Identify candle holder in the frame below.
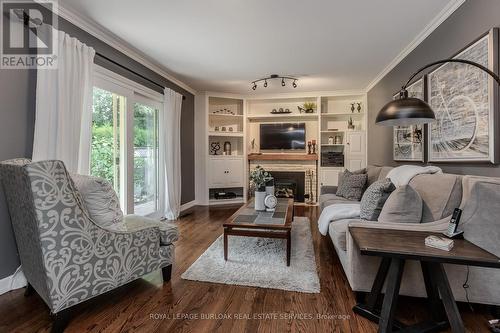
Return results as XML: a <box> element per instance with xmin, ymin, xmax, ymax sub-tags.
<box><xmin>307</xmin><ymin>141</ymin><xmax>312</xmax><ymax>154</ymax></box>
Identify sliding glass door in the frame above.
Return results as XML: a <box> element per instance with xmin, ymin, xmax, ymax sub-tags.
<box><xmin>91</xmin><ymin>87</ymin><xmax>125</xmax><ymax>196</ymax></box>
<box><xmin>133</xmin><ymin>100</ymin><xmax>160</xmax><ymax>216</ymax></box>
<box><xmin>91</xmin><ymin>67</ymin><xmax>162</xmax><ymax>216</ymax></box>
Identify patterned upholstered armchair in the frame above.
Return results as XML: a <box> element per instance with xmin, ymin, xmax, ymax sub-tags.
<box><xmin>0</xmin><ymin>159</ymin><xmax>178</xmax><ymax>332</ymax></box>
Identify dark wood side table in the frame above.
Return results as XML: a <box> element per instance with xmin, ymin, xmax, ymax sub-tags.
<box><xmin>349</xmin><ymin>227</ymin><xmax>500</xmax><ymax>333</ymax></box>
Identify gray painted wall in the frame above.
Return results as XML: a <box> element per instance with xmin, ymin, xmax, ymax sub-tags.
<box><xmin>0</xmin><ymin>9</ymin><xmax>195</xmax><ymax>279</ymax></box>
<box><xmin>368</xmin><ymin>0</ymin><xmax>500</xmax><ymax>176</ymax></box>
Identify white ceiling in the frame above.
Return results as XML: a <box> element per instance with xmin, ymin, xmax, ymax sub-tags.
<box><xmin>61</xmin><ymin>0</ymin><xmax>457</xmax><ymax>94</ymax></box>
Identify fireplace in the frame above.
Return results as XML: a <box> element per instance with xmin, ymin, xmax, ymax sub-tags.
<box><xmin>271</xmin><ymin>171</ymin><xmax>305</xmax><ymax>202</ymax></box>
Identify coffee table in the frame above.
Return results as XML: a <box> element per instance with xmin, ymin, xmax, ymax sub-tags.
<box><xmin>223</xmin><ymin>198</ymin><xmax>294</xmax><ymax>266</ymax></box>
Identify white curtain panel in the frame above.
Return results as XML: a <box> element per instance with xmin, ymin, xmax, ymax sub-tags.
<box><xmin>159</xmin><ymin>88</ymin><xmax>183</xmax><ymax>220</ymax></box>
<box><xmin>32</xmin><ymin>30</ymin><xmax>95</xmax><ymax>174</ymax></box>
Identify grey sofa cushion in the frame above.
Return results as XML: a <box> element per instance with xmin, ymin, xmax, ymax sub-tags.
<box><xmin>319</xmin><ymin>193</ymin><xmax>353</xmax><ymax>211</ymax></box>
<box><xmin>328</xmin><ymin>219</ymin><xmax>350</xmax><ymax>251</ymax></box>
<box><xmin>366</xmin><ymin>165</ymin><xmax>394</xmax><ymax>186</ymax></box>
<box><xmin>360</xmin><ymin>178</ymin><xmax>396</xmax><ymax>220</ymax></box>
<box><xmin>336</xmin><ymin>170</ymin><xmax>368</xmax><ymax>201</ymax></box>
<box><xmin>378</xmin><ymin>185</ymin><xmax>423</xmax><ymax>223</ymax></box>
<box><xmin>71</xmin><ymin>174</ymin><xmax>123</xmax><ymax>227</ymax></box>
<box><xmin>409</xmin><ymin>174</ymin><xmax>462</xmax><ymax>222</ymax></box>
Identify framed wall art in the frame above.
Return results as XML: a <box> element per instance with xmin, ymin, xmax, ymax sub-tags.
<box><xmin>427</xmin><ymin>28</ymin><xmax>499</xmax><ymax>163</ymax></box>
<box><xmin>393</xmin><ymin>77</ymin><xmax>425</xmax><ymax>162</ymax></box>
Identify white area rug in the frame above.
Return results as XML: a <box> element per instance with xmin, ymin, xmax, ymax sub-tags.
<box><xmin>181</xmin><ymin>217</ymin><xmax>320</xmax><ymax>293</ymax></box>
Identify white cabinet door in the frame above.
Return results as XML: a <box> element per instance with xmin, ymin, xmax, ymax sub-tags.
<box><xmin>346</xmin><ymin>131</ymin><xmax>366</xmax><ymax>170</ymax></box>
<box><xmin>347</xmin><ymin>158</ymin><xmax>364</xmax><ymax>171</ymax></box>
<box><xmin>208</xmin><ymin>157</ymin><xmax>243</xmax><ymax>187</ymax></box>
<box><xmin>226</xmin><ymin>159</ymin><xmax>244</xmax><ymax>186</ymax></box>
<box><xmin>346</xmin><ymin>131</ymin><xmax>365</xmax><ymax>155</ymax></box>
<box><xmin>320</xmin><ymin>169</ymin><xmax>341</xmax><ymax>186</ymax></box>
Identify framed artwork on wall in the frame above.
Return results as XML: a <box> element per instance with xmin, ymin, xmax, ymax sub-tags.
<box><xmin>393</xmin><ymin>77</ymin><xmax>425</xmax><ymax>162</ymax></box>
<box><xmin>427</xmin><ymin>28</ymin><xmax>499</xmax><ymax>163</ymax></box>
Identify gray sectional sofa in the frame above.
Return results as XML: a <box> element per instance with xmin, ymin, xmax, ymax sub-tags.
<box><xmin>319</xmin><ymin>165</ymin><xmax>500</xmax><ymax>306</ymax></box>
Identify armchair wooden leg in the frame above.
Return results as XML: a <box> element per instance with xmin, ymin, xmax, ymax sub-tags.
<box><xmin>162</xmin><ymin>264</ymin><xmax>172</xmax><ymax>282</ymax></box>
<box><xmin>24</xmin><ymin>283</ymin><xmax>34</xmax><ymax>297</ymax></box>
<box><xmin>51</xmin><ymin>308</ymin><xmax>71</xmax><ymax>333</ymax></box>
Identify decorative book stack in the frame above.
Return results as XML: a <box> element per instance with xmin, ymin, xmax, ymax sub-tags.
<box><xmin>425</xmin><ymin>235</ymin><xmax>454</xmax><ymax>251</ymax></box>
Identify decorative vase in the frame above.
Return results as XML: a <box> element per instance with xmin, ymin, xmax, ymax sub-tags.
<box><xmin>265</xmin><ymin>178</ymin><xmax>275</xmax><ymax>196</ymax></box>
<box><xmin>255</xmin><ymin>188</ymin><xmax>267</xmax><ymax>211</ymax></box>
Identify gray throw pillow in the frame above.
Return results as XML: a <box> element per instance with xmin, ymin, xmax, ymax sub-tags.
<box><xmin>360</xmin><ymin>178</ymin><xmax>396</xmax><ymax>220</ymax></box>
<box><xmin>336</xmin><ymin>170</ymin><xmax>368</xmax><ymax>201</ymax></box>
<box><xmin>71</xmin><ymin>174</ymin><xmax>123</xmax><ymax>227</ymax></box>
<box><xmin>378</xmin><ymin>185</ymin><xmax>423</xmax><ymax>223</ymax></box>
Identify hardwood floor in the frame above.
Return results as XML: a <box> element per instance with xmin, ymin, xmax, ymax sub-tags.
<box><xmin>0</xmin><ymin>205</ymin><xmax>493</xmax><ymax>332</ymax></box>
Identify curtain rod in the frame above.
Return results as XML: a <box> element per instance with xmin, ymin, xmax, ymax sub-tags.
<box><xmin>96</xmin><ymin>53</ymin><xmax>186</xmax><ymax>100</ymax></box>
<box><xmin>11</xmin><ymin>9</ymin><xmax>186</xmax><ymax>100</ymax></box>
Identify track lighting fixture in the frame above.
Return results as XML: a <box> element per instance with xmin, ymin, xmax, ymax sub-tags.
<box><xmin>250</xmin><ymin>74</ymin><xmax>298</xmax><ymax>91</ymax></box>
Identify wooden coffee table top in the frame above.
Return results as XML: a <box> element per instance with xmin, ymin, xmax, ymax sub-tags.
<box><xmin>223</xmin><ymin>198</ymin><xmax>293</xmax><ymax>230</ymax></box>
<box><xmin>349</xmin><ymin>227</ymin><xmax>500</xmax><ymax>268</ymax></box>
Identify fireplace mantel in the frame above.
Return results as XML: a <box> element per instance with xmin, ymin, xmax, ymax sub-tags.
<box><xmin>247</xmin><ymin>153</ymin><xmax>318</xmax><ymax>161</ymax></box>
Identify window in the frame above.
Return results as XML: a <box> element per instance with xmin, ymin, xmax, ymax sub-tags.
<box><xmin>133</xmin><ymin>100</ymin><xmax>159</xmax><ymax>215</ymax></box>
<box><xmin>91</xmin><ymin>66</ymin><xmax>162</xmax><ymax>216</ymax></box>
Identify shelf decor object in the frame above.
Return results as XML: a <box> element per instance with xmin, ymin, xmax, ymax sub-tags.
<box><xmin>251</xmin><ymin>74</ymin><xmax>298</xmax><ymax>90</ymax></box>
<box><xmin>298</xmin><ymin>102</ymin><xmax>316</xmax><ymax>114</ymax></box>
<box><xmin>392</xmin><ymin>77</ymin><xmax>425</xmax><ymax>162</ymax></box>
<box><xmin>376</xmin><ymin>28</ymin><xmax>499</xmax><ymax>163</ymax></box>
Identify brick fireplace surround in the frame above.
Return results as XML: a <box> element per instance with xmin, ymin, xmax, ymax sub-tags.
<box><xmin>249</xmin><ymin>160</ymin><xmax>318</xmax><ymax>204</ymax></box>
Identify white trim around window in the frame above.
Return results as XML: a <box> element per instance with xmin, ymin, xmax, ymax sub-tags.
<box><xmin>92</xmin><ymin>65</ymin><xmax>163</xmax><ymax>217</ymax></box>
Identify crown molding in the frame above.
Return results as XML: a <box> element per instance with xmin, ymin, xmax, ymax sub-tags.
<box><xmin>56</xmin><ymin>3</ymin><xmax>197</xmax><ymax>95</ymax></box>
<box><xmin>365</xmin><ymin>0</ymin><xmax>466</xmax><ymax>92</ymax></box>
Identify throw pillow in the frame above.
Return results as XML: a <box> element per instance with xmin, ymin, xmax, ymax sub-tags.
<box><xmin>71</xmin><ymin>174</ymin><xmax>123</xmax><ymax>227</ymax></box>
<box><xmin>378</xmin><ymin>185</ymin><xmax>423</xmax><ymax>223</ymax></box>
<box><xmin>360</xmin><ymin>178</ymin><xmax>396</xmax><ymax>220</ymax></box>
<box><xmin>336</xmin><ymin>170</ymin><xmax>368</xmax><ymax>201</ymax></box>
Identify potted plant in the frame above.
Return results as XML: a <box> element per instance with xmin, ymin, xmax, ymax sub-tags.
<box><xmin>303</xmin><ymin>102</ymin><xmax>316</xmax><ymax>113</ymax></box>
<box><xmin>249</xmin><ymin>166</ymin><xmax>273</xmax><ymax>211</ymax></box>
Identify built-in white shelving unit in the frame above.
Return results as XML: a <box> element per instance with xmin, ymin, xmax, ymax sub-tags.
<box><xmin>195</xmin><ymin>91</ymin><xmax>367</xmax><ymax>206</ymax></box>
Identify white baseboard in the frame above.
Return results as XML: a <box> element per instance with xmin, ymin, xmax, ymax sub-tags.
<box><xmin>0</xmin><ymin>267</ymin><xmax>26</xmax><ymax>295</ymax></box>
<box><xmin>180</xmin><ymin>200</ymin><xmax>197</xmax><ymax>212</ymax></box>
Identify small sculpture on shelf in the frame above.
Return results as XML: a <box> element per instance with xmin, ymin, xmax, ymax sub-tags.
<box><xmin>348</xmin><ymin>117</ymin><xmax>355</xmax><ymax>130</ymax></box>
<box><xmin>223</xmin><ymin>141</ymin><xmax>231</xmax><ymax>155</ymax></box>
<box><xmin>357</xmin><ymin>102</ymin><xmax>362</xmax><ymax>113</ymax></box>
<box><xmin>328</xmin><ymin>136</ymin><xmax>334</xmax><ymax>145</ymax></box>
<box><xmin>350</xmin><ymin>103</ymin><xmax>355</xmax><ymax>113</ymax></box>
<box><xmin>312</xmin><ymin>140</ymin><xmax>316</xmax><ymax>154</ymax></box>
<box><xmin>212</xmin><ymin>108</ymin><xmax>235</xmax><ymax>115</ymax></box>
<box><xmin>307</xmin><ymin>141</ymin><xmax>312</xmax><ymax>154</ymax></box>
<box><xmin>210</xmin><ymin>142</ymin><xmax>221</xmax><ymax>155</ymax></box>
<box><xmin>270</xmin><ymin>108</ymin><xmax>291</xmax><ymax>114</ymax></box>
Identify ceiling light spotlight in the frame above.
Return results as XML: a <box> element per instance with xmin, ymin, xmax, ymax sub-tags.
<box><xmin>251</xmin><ymin>75</ymin><xmax>298</xmax><ymax>91</ymax></box>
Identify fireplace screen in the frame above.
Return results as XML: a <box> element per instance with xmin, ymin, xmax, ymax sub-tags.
<box><xmin>271</xmin><ymin>171</ymin><xmax>305</xmax><ymax>202</ymax></box>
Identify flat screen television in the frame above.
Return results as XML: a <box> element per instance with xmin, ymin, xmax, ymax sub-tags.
<box><xmin>260</xmin><ymin>123</ymin><xmax>306</xmax><ymax>150</ymax></box>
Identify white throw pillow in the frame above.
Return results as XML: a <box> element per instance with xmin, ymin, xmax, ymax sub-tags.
<box><xmin>71</xmin><ymin>174</ymin><xmax>123</xmax><ymax>227</ymax></box>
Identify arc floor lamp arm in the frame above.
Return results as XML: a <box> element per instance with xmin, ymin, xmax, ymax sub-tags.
<box><xmin>403</xmin><ymin>59</ymin><xmax>500</xmax><ymax>89</ymax></box>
